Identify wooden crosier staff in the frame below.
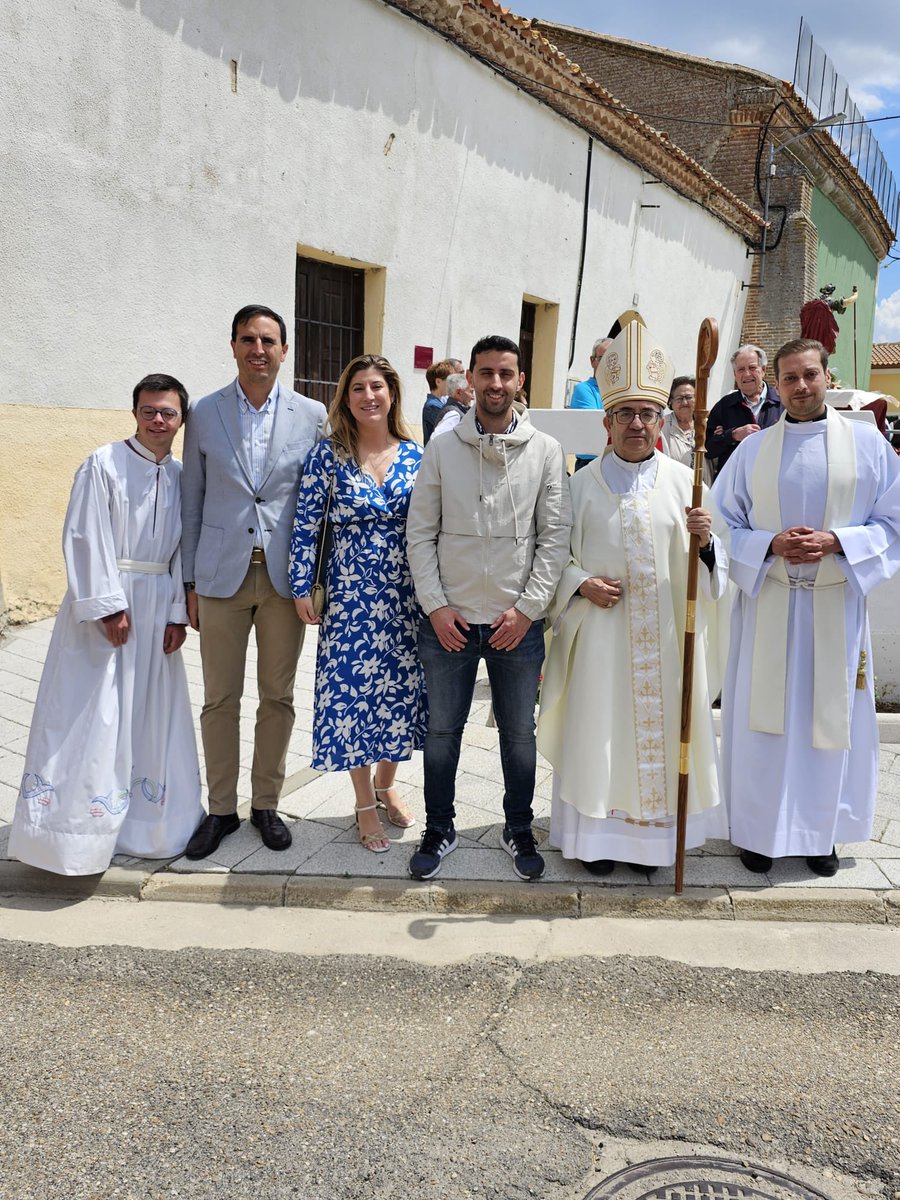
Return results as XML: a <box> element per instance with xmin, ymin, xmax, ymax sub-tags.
<box><xmin>675</xmin><ymin>317</ymin><xmax>719</xmax><ymax>895</ymax></box>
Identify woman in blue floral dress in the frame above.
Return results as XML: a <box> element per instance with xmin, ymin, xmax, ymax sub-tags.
<box><xmin>290</xmin><ymin>355</ymin><xmax>427</xmax><ymax>853</ymax></box>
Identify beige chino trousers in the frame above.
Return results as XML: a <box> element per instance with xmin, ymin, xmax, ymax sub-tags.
<box><xmin>198</xmin><ymin>563</ymin><xmax>304</xmax><ymax>815</ymax></box>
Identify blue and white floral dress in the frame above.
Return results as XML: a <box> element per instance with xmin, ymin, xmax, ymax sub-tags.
<box><xmin>289</xmin><ymin>438</ymin><xmax>428</xmax><ymax>771</ymax></box>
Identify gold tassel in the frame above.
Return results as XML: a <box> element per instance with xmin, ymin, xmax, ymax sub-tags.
<box><xmin>856</xmin><ymin>649</ymin><xmax>867</xmax><ymax>690</ymax></box>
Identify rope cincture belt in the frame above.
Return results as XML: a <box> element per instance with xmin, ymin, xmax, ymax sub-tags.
<box><xmin>116</xmin><ymin>559</ymin><xmax>169</xmax><ymax>574</ymax></box>
<box><xmin>766</xmin><ymin>576</ymin><xmax>846</xmax><ymax>591</ymax></box>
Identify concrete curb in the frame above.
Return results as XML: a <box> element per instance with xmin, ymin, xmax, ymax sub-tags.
<box><xmin>430</xmin><ymin>879</ymin><xmax>579</xmax><ymax>915</ymax></box>
<box><xmin>579</xmin><ymin>885</ymin><xmax>734</xmax><ymax>920</ymax></box>
<box><xmin>730</xmin><ymin>887</ymin><xmax>889</xmax><ymax>924</ymax></box>
<box><xmin>0</xmin><ymin>860</ymin><xmax>149</xmax><ymax>901</ymax></box>
<box><xmin>140</xmin><ymin>872</ymin><xmax>288</xmax><ymax>906</ymax></box>
<box><xmin>877</xmin><ymin>712</ymin><xmax>900</xmax><ymax>742</ymax></box>
<box><xmin>1</xmin><ymin>864</ymin><xmax>899</xmax><ymax>924</ymax></box>
<box><xmin>284</xmin><ymin>876</ymin><xmax>432</xmax><ymax>911</ymax></box>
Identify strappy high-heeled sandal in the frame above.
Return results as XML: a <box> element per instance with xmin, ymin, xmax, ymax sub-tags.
<box><xmin>355</xmin><ymin>802</ymin><xmax>391</xmax><ymax>853</ymax></box>
<box><xmin>374</xmin><ymin>786</ymin><xmax>416</xmax><ymax>829</ymax></box>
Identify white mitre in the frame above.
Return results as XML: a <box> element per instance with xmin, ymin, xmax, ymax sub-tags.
<box><xmin>596</xmin><ymin>318</ymin><xmax>674</xmax><ymax>411</ymax></box>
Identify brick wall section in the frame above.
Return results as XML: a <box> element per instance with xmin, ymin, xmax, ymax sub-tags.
<box><xmin>534</xmin><ymin>28</ymin><xmax>751</xmax><ymax>186</ymax></box>
<box><xmin>533</xmin><ymin>24</ymin><xmax>822</xmax><ymax>370</ymax></box>
<box><xmin>743</xmin><ymin>176</ymin><xmax>819</xmax><ymax>368</ymax></box>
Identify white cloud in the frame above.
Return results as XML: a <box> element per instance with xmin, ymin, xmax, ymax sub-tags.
<box><xmin>875</xmin><ymin>288</ymin><xmax>900</xmax><ymax>341</ymax></box>
<box><xmin>705</xmin><ymin>36</ymin><xmax>767</xmax><ymax>66</ymax></box>
<box><xmin>824</xmin><ymin>43</ymin><xmax>900</xmax><ymax>95</ymax></box>
<box><xmin>848</xmin><ymin>89</ymin><xmax>887</xmax><ymax>115</ymax></box>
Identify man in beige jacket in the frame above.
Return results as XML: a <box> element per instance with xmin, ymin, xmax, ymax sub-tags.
<box><xmin>406</xmin><ymin>334</ymin><xmax>572</xmax><ymax>881</ymax></box>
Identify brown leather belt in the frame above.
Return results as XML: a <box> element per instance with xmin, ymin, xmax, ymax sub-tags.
<box><xmin>250</xmin><ymin>548</ymin><xmax>266</xmax><ymax>565</ymax></box>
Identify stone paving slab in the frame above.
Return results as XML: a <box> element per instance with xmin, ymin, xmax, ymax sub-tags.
<box><xmin>3</xmin><ymin>617</ymin><xmax>900</xmax><ymax>923</ymax></box>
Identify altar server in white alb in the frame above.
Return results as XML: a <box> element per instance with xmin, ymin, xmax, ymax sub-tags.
<box><xmin>537</xmin><ymin>319</ymin><xmax>730</xmax><ymax>876</ymax></box>
<box><xmin>9</xmin><ymin>375</ymin><xmax>203</xmax><ymax>875</ymax></box>
<box><xmin>713</xmin><ymin>338</ymin><xmax>900</xmax><ymax>877</ymax></box>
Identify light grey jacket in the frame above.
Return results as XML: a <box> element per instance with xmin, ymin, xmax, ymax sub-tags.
<box><xmin>406</xmin><ymin>403</ymin><xmax>572</xmax><ymax>624</ymax></box>
<box><xmin>181</xmin><ymin>381</ymin><xmax>327</xmax><ymax>598</ymax></box>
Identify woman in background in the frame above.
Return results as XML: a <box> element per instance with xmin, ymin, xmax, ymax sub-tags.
<box><xmin>290</xmin><ymin>355</ymin><xmax>426</xmax><ymax>853</ymax></box>
<box><xmin>661</xmin><ymin>374</ymin><xmax>713</xmax><ymax>484</ymax></box>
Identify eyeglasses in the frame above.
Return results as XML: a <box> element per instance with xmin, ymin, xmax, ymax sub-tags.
<box><xmin>611</xmin><ymin>408</ymin><xmax>661</xmax><ymax>425</ymax></box>
<box><xmin>137</xmin><ymin>407</ymin><xmax>180</xmax><ymax>422</ymax></box>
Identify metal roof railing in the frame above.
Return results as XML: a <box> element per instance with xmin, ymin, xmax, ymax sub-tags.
<box><xmin>793</xmin><ymin>17</ymin><xmax>898</xmax><ymax>239</ymax></box>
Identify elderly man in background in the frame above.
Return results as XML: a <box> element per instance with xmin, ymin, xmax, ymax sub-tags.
<box><xmin>430</xmin><ymin>372</ymin><xmax>474</xmax><ymax>440</ymax></box>
<box><xmin>706</xmin><ymin>344</ymin><xmax>782</xmax><ymax>476</ymax></box>
<box><xmin>570</xmin><ymin>337</ymin><xmax>612</xmax><ymax>471</ymax></box>
<box><xmin>538</xmin><ymin>319</ymin><xmax>729</xmax><ymax>876</ymax></box>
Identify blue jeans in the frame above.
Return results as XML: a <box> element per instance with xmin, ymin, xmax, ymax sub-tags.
<box><xmin>417</xmin><ymin>618</ymin><xmax>545</xmax><ymax>834</ymax></box>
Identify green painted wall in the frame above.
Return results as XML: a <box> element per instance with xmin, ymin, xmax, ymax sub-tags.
<box><xmin>811</xmin><ymin>188</ymin><xmax>878</xmax><ymax>389</ymax></box>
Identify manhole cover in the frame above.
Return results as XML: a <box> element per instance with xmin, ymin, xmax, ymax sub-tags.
<box><xmin>585</xmin><ymin>1156</ymin><xmax>833</xmax><ymax>1200</ymax></box>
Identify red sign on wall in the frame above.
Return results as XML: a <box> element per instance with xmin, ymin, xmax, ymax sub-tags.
<box><xmin>413</xmin><ymin>345</ymin><xmax>434</xmax><ymax>370</ymax></box>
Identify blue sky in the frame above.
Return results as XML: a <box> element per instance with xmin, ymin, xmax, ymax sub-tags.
<box><xmin>512</xmin><ymin>1</ymin><xmax>900</xmax><ymax>341</ymax></box>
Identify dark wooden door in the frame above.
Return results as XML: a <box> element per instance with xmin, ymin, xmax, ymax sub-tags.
<box><xmin>518</xmin><ymin>301</ymin><xmax>536</xmax><ymax>405</ymax></box>
<box><xmin>294</xmin><ymin>257</ymin><xmax>365</xmax><ymax>405</ymax></box>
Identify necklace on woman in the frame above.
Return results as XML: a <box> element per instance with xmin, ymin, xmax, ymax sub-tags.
<box><xmin>359</xmin><ymin>441</ymin><xmax>398</xmax><ymax>485</ymax></box>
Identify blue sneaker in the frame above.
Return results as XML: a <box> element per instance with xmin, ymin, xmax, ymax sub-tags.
<box><xmin>501</xmin><ymin>826</ymin><xmax>545</xmax><ymax>880</ymax></box>
<box><xmin>408</xmin><ymin>826</ymin><xmax>458</xmax><ymax>880</ymax></box>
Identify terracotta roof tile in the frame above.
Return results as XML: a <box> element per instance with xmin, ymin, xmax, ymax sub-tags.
<box><xmin>872</xmin><ymin>343</ymin><xmax>900</xmax><ymax>369</ymax></box>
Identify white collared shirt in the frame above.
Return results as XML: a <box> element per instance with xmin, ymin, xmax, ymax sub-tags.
<box><xmin>601</xmin><ymin>450</ymin><xmax>659</xmax><ymax>494</ymax></box>
<box><xmin>745</xmin><ymin>383</ymin><xmax>770</xmax><ymax>420</ymax></box>
<box><xmin>236</xmin><ymin>379</ymin><xmax>279</xmax><ymax>547</ymax></box>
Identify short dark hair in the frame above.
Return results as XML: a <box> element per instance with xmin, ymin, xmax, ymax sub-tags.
<box><xmin>231</xmin><ymin>305</ymin><xmax>287</xmax><ymax>345</ymax></box>
<box><xmin>668</xmin><ymin>374</ymin><xmax>696</xmax><ymax>401</ymax></box>
<box><xmin>425</xmin><ymin>359</ymin><xmax>456</xmax><ymax>391</ymax></box>
<box><xmin>469</xmin><ymin>335</ymin><xmax>521</xmax><ymax>372</ymax></box>
<box><xmin>132</xmin><ymin>373</ymin><xmax>189</xmax><ymax>423</ymax></box>
<box><xmin>773</xmin><ymin>338</ymin><xmax>829</xmax><ymax>378</ymax></box>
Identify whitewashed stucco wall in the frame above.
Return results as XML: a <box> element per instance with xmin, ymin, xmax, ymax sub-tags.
<box><xmin>2</xmin><ymin>0</ymin><xmax>749</xmax><ymax>413</ymax></box>
<box><xmin>1</xmin><ymin>0</ymin><xmax>752</xmax><ymax>619</ymax></box>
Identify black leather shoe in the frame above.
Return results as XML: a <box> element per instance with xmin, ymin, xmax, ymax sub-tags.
<box><xmin>627</xmin><ymin>863</ymin><xmax>658</xmax><ymax>876</ymax></box>
<box><xmin>251</xmin><ymin>808</ymin><xmax>292</xmax><ymax>851</ymax></box>
<box><xmin>579</xmin><ymin>858</ymin><xmax>615</xmax><ymax>877</ymax></box>
<box><xmin>185</xmin><ymin>813</ymin><xmax>241</xmax><ymax>860</ymax></box>
<box><xmin>806</xmin><ymin>848</ymin><xmax>840</xmax><ymax>877</ymax></box>
<box><xmin>739</xmin><ymin>847</ymin><xmax>773</xmax><ymax>873</ymax></box>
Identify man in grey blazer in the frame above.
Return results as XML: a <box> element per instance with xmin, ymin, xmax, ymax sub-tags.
<box><xmin>181</xmin><ymin>305</ymin><xmax>326</xmax><ymax>859</ymax></box>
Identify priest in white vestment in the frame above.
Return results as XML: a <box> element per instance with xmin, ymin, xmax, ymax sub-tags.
<box><xmin>9</xmin><ymin>375</ymin><xmax>203</xmax><ymax>875</ymax></box>
<box><xmin>537</xmin><ymin>319</ymin><xmax>730</xmax><ymax>876</ymax></box>
<box><xmin>713</xmin><ymin>338</ymin><xmax>900</xmax><ymax>877</ymax></box>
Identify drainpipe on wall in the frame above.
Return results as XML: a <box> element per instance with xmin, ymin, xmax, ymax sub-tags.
<box><xmin>568</xmin><ymin>136</ymin><xmax>593</xmax><ymax>372</ymax></box>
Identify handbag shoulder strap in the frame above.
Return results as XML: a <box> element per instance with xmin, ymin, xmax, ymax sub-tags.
<box><xmin>311</xmin><ymin>458</ymin><xmax>337</xmax><ymax>590</ymax></box>
<box><xmin>321</xmin><ymin>456</ymin><xmax>337</xmax><ymax>523</ymax></box>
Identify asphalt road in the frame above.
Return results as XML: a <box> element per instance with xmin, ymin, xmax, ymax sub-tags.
<box><xmin>0</xmin><ymin>936</ymin><xmax>897</xmax><ymax>1200</ymax></box>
